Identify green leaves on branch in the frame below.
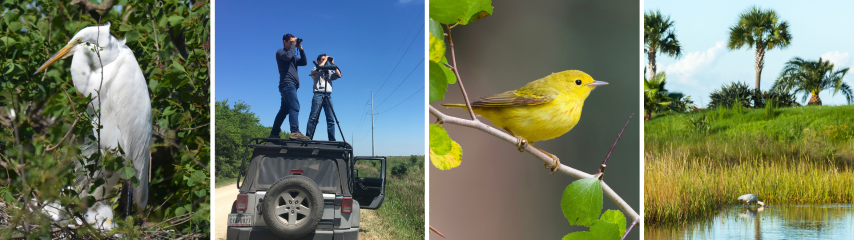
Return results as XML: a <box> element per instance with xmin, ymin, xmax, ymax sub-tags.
<box><xmin>428</xmin><ymin>124</ymin><xmax>462</xmax><ymax>170</ymax></box>
<box><xmin>429</xmin><ymin>0</ymin><xmax>494</xmax><ymax>25</ymax></box>
<box><xmin>561</xmin><ymin>177</ymin><xmax>626</xmax><ymax>240</ymax></box>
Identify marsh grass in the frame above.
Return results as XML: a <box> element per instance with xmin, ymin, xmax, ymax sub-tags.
<box><xmin>645</xmin><ymin>105</ymin><xmax>854</xmax><ymax>225</ymax></box>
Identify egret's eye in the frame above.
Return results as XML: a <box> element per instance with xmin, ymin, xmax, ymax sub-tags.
<box><xmin>575</xmin><ymin>79</ymin><xmax>582</xmax><ymax>85</ymax></box>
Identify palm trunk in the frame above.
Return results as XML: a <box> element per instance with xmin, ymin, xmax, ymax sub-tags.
<box><xmin>808</xmin><ymin>93</ymin><xmax>822</xmax><ymax>105</ymax></box>
<box><xmin>647</xmin><ymin>49</ymin><xmax>657</xmax><ymax>80</ymax></box>
<box><xmin>753</xmin><ymin>45</ymin><xmax>766</xmax><ymax>107</ymax></box>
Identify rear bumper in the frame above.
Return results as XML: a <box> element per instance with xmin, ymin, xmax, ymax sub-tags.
<box><xmin>226</xmin><ymin>227</ymin><xmax>358</xmax><ymax>240</ymax></box>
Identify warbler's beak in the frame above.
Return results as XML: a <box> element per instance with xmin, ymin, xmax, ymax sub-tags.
<box><xmin>587</xmin><ymin>80</ymin><xmax>609</xmax><ymax>87</ymax></box>
<box><xmin>33</xmin><ymin>38</ymin><xmax>80</xmax><ymax>75</ymax></box>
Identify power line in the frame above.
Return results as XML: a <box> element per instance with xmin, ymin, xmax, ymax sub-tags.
<box><xmin>378</xmin><ymin>13</ymin><xmax>422</xmax><ymax>76</ymax></box>
<box><xmin>376</xmin><ymin>58</ymin><xmax>424</xmax><ymax>108</ymax></box>
<box><xmin>373</xmin><ymin>24</ymin><xmax>424</xmax><ymax>98</ymax></box>
<box><xmin>377</xmin><ymin>87</ymin><xmax>423</xmax><ymax>114</ymax></box>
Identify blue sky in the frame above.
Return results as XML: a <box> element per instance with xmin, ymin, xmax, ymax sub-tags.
<box><xmin>645</xmin><ymin>0</ymin><xmax>854</xmax><ymax>106</ymax></box>
<box><xmin>214</xmin><ymin>0</ymin><xmax>425</xmax><ymax>156</ymax></box>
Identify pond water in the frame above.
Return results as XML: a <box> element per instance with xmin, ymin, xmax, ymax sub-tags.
<box><xmin>646</xmin><ymin>204</ymin><xmax>854</xmax><ymax>240</ymax></box>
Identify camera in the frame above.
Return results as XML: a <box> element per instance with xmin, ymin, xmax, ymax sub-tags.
<box><xmin>296</xmin><ymin>38</ymin><xmax>303</xmax><ymax>44</ymax></box>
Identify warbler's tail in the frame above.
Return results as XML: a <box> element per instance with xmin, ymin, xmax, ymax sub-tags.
<box><xmin>441</xmin><ymin>103</ymin><xmax>467</xmax><ymax>109</ymax></box>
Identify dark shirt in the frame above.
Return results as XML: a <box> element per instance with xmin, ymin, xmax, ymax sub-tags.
<box><xmin>276</xmin><ymin>46</ymin><xmax>307</xmax><ymax>88</ymax></box>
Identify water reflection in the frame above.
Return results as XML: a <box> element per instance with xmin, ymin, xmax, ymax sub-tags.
<box><xmin>646</xmin><ymin>204</ymin><xmax>854</xmax><ymax>240</ymax></box>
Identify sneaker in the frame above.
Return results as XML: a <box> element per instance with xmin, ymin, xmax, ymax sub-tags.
<box><xmin>289</xmin><ymin>132</ymin><xmax>310</xmax><ymax>140</ymax></box>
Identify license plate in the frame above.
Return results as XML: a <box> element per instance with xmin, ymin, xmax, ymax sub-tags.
<box><xmin>228</xmin><ymin>214</ymin><xmax>253</xmax><ymax>227</ymax></box>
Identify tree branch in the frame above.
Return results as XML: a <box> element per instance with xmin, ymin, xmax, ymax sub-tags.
<box><xmin>46</xmin><ymin>86</ymin><xmax>81</xmax><ymax>152</ymax></box>
<box><xmin>444</xmin><ymin>24</ymin><xmax>478</xmax><ymax>121</ymax></box>
<box><xmin>69</xmin><ymin>0</ymin><xmax>116</xmax><ymax>20</ymax></box>
<box><xmin>429</xmin><ymin>106</ymin><xmax>640</xmax><ymax>231</ymax></box>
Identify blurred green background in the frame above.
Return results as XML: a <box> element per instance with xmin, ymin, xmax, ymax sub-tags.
<box><xmin>429</xmin><ymin>0</ymin><xmax>639</xmax><ymax>239</ymax></box>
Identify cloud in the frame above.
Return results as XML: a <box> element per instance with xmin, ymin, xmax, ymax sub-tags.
<box><xmin>820</xmin><ymin>51</ymin><xmax>851</xmax><ymax>68</ymax></box>
<box><xmin>660</xmin><ymin>41</ymin><xmax>727</xmax><ymax>85</ymax></box>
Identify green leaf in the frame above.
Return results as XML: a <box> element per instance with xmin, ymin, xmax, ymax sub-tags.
<box><xmin>429</xmin><ymin>0</ymin><xmax>494</xmax><ymax>25</ymax></box>
<box><xmin>600</xmin><ymin>210</ymin><xmax>626</xmax><ymax>237</ymax></box>
<box><xmin>88</xmin><ymin>178</ymin><xmax>106</xmax><ymax>194</ymax></box>
<box><xmin>561</xmin><ymin>177</ymin><xmax>603</xmax><ymax>226</ymax></box>
<box><xmin>429</xmin><ymin>18</ymin><xmax>444</xmax><ymax>41</ymax></box>
<box><xmin>429</xmin><ymin>124</ymin><xmax>452</xmax><ymax>155</ymax></box>
<box><xmin>8</xmin><ymin>22</ymin><xmax>23</xmax><ymax>32</ymax></box>
<box><xmin>562</xmin><ymin>220</ymin><xmax>621</xmax><ymax>240</ymax></box>
<box><xmin>125</xmin><ymin>30</ymin><xmax>140</xmax><ymax>43</ymax></box>
<box><xmin>118</xmin><ymin>166</ymin><xmax>136</xmax><ymax>180</ymax></box>
<box><xmin>429</xmin><ymin>33</ymin><xmax>446</xmax><ymax>63</ymax></box>
<box><xmin>429</xmin><ymin>137</ymin><xmax>463</xmax><ymax>170</ymax></box>
<box><xmin>175</xmin><ymin>206</ymin><xmax>186</xmax><ymax>216</ymax></box>
<box><xmin>195</xmin><ymin>189</ymin><xmax>207</xmax><ymax>197</ymax></box>
<box><xmin>428</xmin><ymin>61</ymin><xmax>455</xmax><ymax>103</ymax></box>
<box><xmin>168</xmin><ymin>15</ymin><xmax>185</xmax><ymax>26</ymax></box>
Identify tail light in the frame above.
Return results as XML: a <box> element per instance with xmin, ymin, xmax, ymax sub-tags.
<box><xmin>342</xmin><ymin>197</ymin><xmax>353</xmax><ymax>213</ymax></box>
<box><xmin>236</xmin><ymin>194</ymin><xmax>248</xmax><ymax>210</ymax></box>
<box><xmin>291</xmin><ymin>169</ymin><xmax>304</xmax><ymax>175</ymax></box>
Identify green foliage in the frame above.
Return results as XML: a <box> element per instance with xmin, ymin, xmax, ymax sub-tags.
<box><xmin>215</xmin><ymin>100</ymin><xmax>274</xmax><ymax>179</ymax></box>
<box><xmin>727</xmin><ymin>6</ymin><xmax>792</xmax><ymax>52</ymax></box>
<box><xmin>561</xmin><ymin>177</ymin><xmax>603</xmax><ymax>226</ymax></box>
<box><xmin>428</xmin><ymin>124</ymin><xmax>461</xmax><ymax>170</ymax></box>
<box><xmin>709</xmin><ymin>81</ymin><xmax>753</xmax><ymax>109</ymax></box>
<box><xmin>560</xmin><ymin>177</ymin><xmax>626</xmax><ymax>240</ymax></box>
<box><xmin>0</xmin><ymin>0</ymin><xmax>209</xmax><ymax>237</ymax></box>
<box><xmin>667</xmin><ymin>92</ymin><xmax>694</xmax><ymax>113</ymax></box>
<box><xmin>685</xmin><ymin>113</ymin><xmax>710</xmax><ymax>134</ymax></box>
<box><xmin>771</xmin><ymin>56</ymin><xmax>852</xmax><ymax>105</ymax></box>
<box><xmin>429</xmin><ymin>0</ymin><xmax>493</xmax><ymax>25</ymax></box>
<box><xmin>373</xmin><ymin>156</ymin><xmax>425</xmax><ymax>239</ymax></box>
<box><xmin>644</xmin><ymin>72</ymin><xmax>671</xmax><ymax>119</ymax></box>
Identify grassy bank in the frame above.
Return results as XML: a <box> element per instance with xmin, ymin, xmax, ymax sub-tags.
<box><xmin>645</xmin><ymin>105</ymin><xmax>854</xmax><ymax>225</ymax></box>
<box><xmin>355</xmin><ymin>156</ymin><xmax>425</xmax><ymax>239</ymax></box>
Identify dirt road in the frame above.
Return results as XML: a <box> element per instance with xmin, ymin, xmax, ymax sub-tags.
<box><xmin>215</xmin><ymin>184</ymin><xmax>238</xmax><ymax>240</ymax></box>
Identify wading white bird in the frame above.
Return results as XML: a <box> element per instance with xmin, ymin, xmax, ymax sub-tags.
<box><xmin>34</xmin><ymin>23</ymin><xmax>151</xmax><ymax>213</ymax></box>
<box><xmin>737</xmin><ymin>194</ymin><xmax>765</xmax><ymax>207</ymax></box>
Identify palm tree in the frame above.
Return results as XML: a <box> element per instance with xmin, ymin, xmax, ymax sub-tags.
<box><xmin>644</xmin><ymin>10</ymin><xmax>682</xmax><ymax>79</ymax></box>
<box><xmin>727</xmin><ymin>6</ymin><xmax>792</xmax><ymax>93</ymax></box>
<box><xmin>772</xmin><ymin>57</ymin><xmax>852</xmax><ymax>105</ymax></box>
<box><xmin>644</xmin><ymin>72</ymin><xmax>671</xmax><ymax>120</ymax></box>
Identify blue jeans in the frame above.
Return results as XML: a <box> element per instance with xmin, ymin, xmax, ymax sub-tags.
<box><xmin>271</xmin><ymin>82</ymin><xmax>301</xmax><ymax>136</ymax></box>
<box><xmin>306</xmin><ymin>92</ymin><xmax>336</xmax><ymax>141</ymax></box>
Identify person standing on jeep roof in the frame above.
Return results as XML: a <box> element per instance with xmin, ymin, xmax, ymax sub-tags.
<box><xmin>270</xmin><ymin>33</ymin><xmax>310</xmax><ymax>140</ymax></box>
<box><xmin>306</xmin><ymin>54</ymin><xmax>343</xmax><ymax>141</ymax></box>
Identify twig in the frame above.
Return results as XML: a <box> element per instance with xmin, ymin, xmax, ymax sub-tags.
<box><xmin>430</xmin><ymin>225</ymin><xmax>446</xmax><ymax>238</ymax></box>
<box><xmin>622</xmin><ymin>219</ymin><xmax>638</xmax><ymax>240</ymax></box>
<box><xmin>177</xmin><ymin>122</ymin><xmax>209</xmax><ymax>131</ymax></box>
<box><xmin>444</xmin><ymin>24</ymin><xmax>478</xmax><ymax>122</ymax></box>
<box><xmin>46</xmin><ymin>86</ymin><xmax>81</xmax><ymax>151</ymax></box>
<box><xmin>429</xmin><ymin>106</ymin><xmax>640</xmax><ymax>228</ymax></box>
<box><xmin>597</xmin><ymin>113</ymin><xmax>633</xmax><ymax>179</ymax></box>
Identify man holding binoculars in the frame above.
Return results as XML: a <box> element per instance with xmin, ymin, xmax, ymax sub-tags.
<box><xmin>306</xmin><ymin>53</ymin><xmax>343</xmax><ymax>141</ymax></box>
<box><xmin>270</xmin><ymin>33</ymin><xmax>310</xmax><ymax>140</ymax></box>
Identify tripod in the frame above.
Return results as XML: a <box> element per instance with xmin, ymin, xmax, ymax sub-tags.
<box><xmin>308</xmin><ymin>61</ymin><xmax>346</xmax><ymax>143</ymax></box>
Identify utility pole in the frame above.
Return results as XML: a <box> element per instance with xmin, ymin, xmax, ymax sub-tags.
<box><xmin>371</xmin><ymin>91</ymin><xmax>375</xmax><ymax>157</ymax></box>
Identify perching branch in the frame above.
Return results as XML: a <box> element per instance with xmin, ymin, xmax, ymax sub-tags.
<box><xmin>444</xmin><ymin>24</ymin><xmax>478</xmax><ymax>122</ymax></box>
<box><xmin>429</xmin><ymin>106</ymin><xmax>640</xmax><ymax>235</ymax></box>
<box><xmin>46</xmin><ymin>86</ymin><xmax>81</xmax><ymax>152</ymax></box>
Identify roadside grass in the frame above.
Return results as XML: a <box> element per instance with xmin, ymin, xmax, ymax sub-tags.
<box><xmin>215</xmin><ymin>177</ymin><xmax>237</xmax><ymax>188</ymax></box>
<box><xmin>355</xmin><ymin>156</ymin><xmax>425</xmax><ymax>239</ymax></box>
<box><xmin>645</xmin><ymin>105</ymin><xmax>854</xmax><ymax>225</ymax></box>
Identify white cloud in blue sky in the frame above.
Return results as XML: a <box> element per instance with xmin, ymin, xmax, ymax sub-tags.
<box><xmin>662</xmin><ymin>41</ymin><xmax>726</xmax><ymax>86</ymax></box>
<box><xmin>820</xmin><ymin>51</ymin><xmax>851</xmax><ymax>68</ymax></box>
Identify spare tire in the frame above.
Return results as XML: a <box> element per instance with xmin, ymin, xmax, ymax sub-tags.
<box><xmin>263</xmin><ymin>175</ymin><xmax>324</xmax><ymax>238</ymax></box>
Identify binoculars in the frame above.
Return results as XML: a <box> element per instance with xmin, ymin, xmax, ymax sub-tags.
<box><xmin>296</xmin><ymin>38</ymin><xmax>303</xmax><ymax>44</ymax></box>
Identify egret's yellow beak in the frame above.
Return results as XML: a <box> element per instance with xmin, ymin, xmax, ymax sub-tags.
<box><xmin>587</xmin><ymin>80</ymin><xmax>609</xmax><ymax>87</ymax></box>
<box><xmin>33</xmin><ymin>38</ymin><xmax>81</xmax><ymax>75</ymax></box>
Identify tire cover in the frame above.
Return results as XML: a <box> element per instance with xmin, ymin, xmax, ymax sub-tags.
<box><xmin>263</xmin><ymin>175</ymin><xmax>324</xmax><ymax>238</ymax></box>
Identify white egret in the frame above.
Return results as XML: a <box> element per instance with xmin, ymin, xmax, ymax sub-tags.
<box><xmin>737</xmin><ymin>194</ymin><xmax>765</xmax><ymax>207</ymax></box>
<box><xmin>34</xmin><ymin>23</ymin><xmax>151</xmax><ymax>213</ymax></box>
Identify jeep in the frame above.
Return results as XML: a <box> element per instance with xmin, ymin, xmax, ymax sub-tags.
<box><xmin>226</xmin><ymin>138</ymin><xmax>386</xmax><ymax>240</ymax></box>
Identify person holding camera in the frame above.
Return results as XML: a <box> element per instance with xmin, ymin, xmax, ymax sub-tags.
<box><xmin>306</xmin><ymin>54</ymin><xmax>343</xmax><ymax>141</ymax></box>
<box><xmin>269</xmin><ymin>33</ymin><xmax>310</xmax><ymax>140</ymax></box>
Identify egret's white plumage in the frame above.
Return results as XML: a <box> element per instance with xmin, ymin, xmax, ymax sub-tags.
<box><xmin>35</xmin><ymin>23</ymin><xmax>151</xmax><ymax>212</ymax></box>
<box><xmin>737</xmin><ymin>194</ymin><xmax>765</xmax><ymax>207</ymax></box>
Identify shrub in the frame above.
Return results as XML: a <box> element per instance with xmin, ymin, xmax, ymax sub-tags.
<box><xmin>709</xmin><ymin>82</ymin><xmax>753</xmax><ymax>109</ymax></box>
<box><xmin>391</xmin><ymin>163</ymin><xmax>409</xmax><ymax>177</ymax></box>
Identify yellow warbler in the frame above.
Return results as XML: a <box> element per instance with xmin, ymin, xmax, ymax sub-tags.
<box><xmin>442</xmin><ymin>70</ymin><xmax>607</xmax><ymax>173</ymax></box>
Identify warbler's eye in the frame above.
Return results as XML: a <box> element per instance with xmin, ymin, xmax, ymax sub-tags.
<box><xmin>575</xmin><ymin>79</ymin><xmax>582</xmax><ymax>85</ymax></box>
